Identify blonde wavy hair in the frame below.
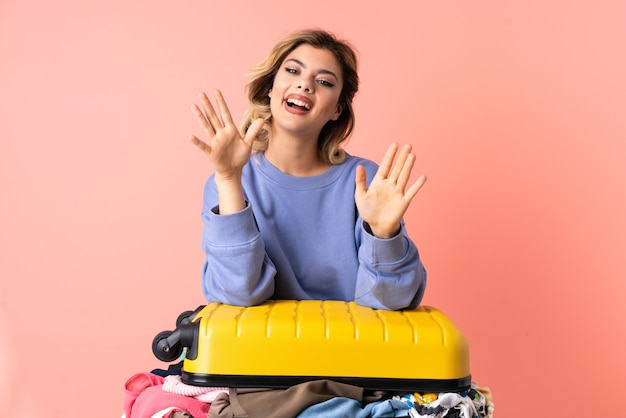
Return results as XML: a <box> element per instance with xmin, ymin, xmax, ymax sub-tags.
<box><xmin>242</xmin><ymin>29</ymin><xmax>359</xmax><ymax>165</ymax></box>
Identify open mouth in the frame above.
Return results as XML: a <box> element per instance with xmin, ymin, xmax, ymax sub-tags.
<box><xmin>286</xmin><ymin>98</ymin><xmax>311</xmax><ymax>111</ymax></box>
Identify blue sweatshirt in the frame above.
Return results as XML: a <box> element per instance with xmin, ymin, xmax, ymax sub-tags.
<box><xmin>200</xmin><ymin>152</ymin><xmax>426</xmax><ymax>310</ymax></box>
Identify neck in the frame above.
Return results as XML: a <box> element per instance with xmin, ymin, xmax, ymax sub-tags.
<box><xmin>264</xmin><ymin>131</ymin><xmax>330</xmax><ymax>177</ymax></box>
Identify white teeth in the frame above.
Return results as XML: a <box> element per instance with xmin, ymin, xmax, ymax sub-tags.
<box><xmin>287</xmin><ymin>98</ymin><xmax>311</xmax><ymax>110</ymax></box>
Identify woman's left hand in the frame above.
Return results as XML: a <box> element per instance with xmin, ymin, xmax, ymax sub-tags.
<box><xmin>355</xmin><ymin>143</ymin><xmax>427</xmax><ymax>239</ymax></box>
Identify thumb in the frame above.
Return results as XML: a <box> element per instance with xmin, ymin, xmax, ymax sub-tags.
<box><xmin>354</xmin><ymin>165</ymin><xmax>367</xmax><ymax>198</ymax></box>
<box><xmin>243</xmin><ymin>118</ymin><xmax>265</xmax><ymax>147</ymax></box>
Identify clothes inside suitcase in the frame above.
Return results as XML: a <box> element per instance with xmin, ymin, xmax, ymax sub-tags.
<box><xmin>152</xmin><ymin>300</ymin><xmax>471</xmax><ymax>393</ymax></box>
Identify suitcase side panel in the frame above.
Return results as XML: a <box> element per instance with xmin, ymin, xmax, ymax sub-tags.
<box><xmin>183</xmin><ymin>300</ymin><xmax>470</xmax><ymax>387</ymax></box>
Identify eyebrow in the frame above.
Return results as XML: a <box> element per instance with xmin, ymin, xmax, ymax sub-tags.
<box><xmin>285</xmin><ymin>58</ymin><xmax>339</xmax><ymax>80</ymax></box>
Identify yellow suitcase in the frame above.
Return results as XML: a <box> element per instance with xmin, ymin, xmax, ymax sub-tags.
<box><xmin>152</xmin><ymin>300</ymin><xmax>471</xmax><ymax>392</ymax></box>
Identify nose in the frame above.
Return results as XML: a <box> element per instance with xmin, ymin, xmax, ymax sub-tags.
<box><xmin>297</xmin><ymin>79</ymin><xmax>313</xmax><ymax>93</ymax></box>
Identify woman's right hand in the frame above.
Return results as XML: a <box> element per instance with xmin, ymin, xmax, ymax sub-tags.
<box><xmin>189</xmin><ymin>90</ymin><xmax>264</xmax><ymax>181</ymax></box>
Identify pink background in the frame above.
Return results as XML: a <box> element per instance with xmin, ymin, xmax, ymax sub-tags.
<box><xmin>1</xmin><ymin>1</ymin><xmax>625</xmax><ymax>416</ymax></box>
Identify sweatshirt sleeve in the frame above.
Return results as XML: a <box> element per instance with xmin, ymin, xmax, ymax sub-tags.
<box><xmin>351</xmin><ymin>159</ymin><xmax>427</xmax><ymax>310</ymax></box>
<box><xmin>200</xmin><ymin>179</ymin><xmax>276</xmax><ymax>306</ymax></box>
<box><xmin>354</xmin><ymin>220</ymin><xmax>427</xmax><ymax>311</ymax></box>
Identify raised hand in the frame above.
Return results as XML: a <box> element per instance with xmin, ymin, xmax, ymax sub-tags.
<box><xmin>189</xmin><ymin>90</ymin><xmax>264</xmax><ymax>181</ymax></box>
<box><xmin>189</xmin><ymin>90</ymin><xmax>264</xmax><ymax>214</ymax></box>
<box><xmin>355</xmin><ymin>143</ymin><xmax>427</xmax><ymax>238</ymax></box>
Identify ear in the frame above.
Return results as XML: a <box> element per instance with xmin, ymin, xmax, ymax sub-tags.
<box><xmin>268</xmin><ymin>88</ymin><xmax>272</xmax><ymax>98</ymax></box>
<box><xmin>331</xmin><ymin>102</ymin><xmax>344</xmax><ymax>121</ymax></box>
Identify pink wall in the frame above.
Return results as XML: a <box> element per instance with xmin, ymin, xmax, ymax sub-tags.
<box><xmin>1</xmin><ymin>1</ymin><xmax>625</xmax><ymax>416</ymax></box>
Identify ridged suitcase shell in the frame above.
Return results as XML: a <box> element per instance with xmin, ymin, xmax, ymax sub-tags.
<box><xmin>180</xmin><ymin>300</ymin><xmax>471</xmax><ymax>392</ymax></box>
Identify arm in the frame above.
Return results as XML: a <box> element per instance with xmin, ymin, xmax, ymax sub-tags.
<box><xmin>200</xmin><ymin>179</ymin><xmax>276</xmax><ymax>306</ymax></box>
<box><xmin>353</xmin><ymin>144</ymin><xmax>428</xmax><ymax>310</ymax></box>
<box><xmin>191</xmin><ymin>90</ymin><xmax>275</xmax><ymax>305</ymax></box>
<box><xmin>354</xmin><ymin>222</ymin><xmax>427</xmax><ymax>310</ymax></box>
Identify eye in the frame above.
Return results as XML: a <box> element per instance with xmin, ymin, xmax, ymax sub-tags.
<box><xmin>285</xmin><ymin>67</ymin><xmax>298</xmax><ymax>74</ymax></box>
<box><xmin>317</xmin><ymin>79</ymin><xmax>335</xmax><ymax>87</ymax></box>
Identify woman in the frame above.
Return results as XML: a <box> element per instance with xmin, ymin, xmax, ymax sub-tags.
<box><xmin>190</xmin><ymin>29</ymin><xmax>427</xmax><ymax>310</ymax></box>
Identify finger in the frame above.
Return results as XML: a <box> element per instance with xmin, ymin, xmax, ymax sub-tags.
<box><xmin>189</xmin><ymin>134</ymin><xmax>211</xmax><ymax>153</ymax></box>
<box><xmin>214</xmin><ymin>90</ymin><xmax>236</xmax><ymax>128</ymax></box>
<box><xmin>405</xmin><ymin>174</ymin><xmax>427</xmax><ymax>200</ymax></box>
<box><xmin>242</xmin><ymin>118</ymin><xmax>265</xmax><ymax>148</ymax></box>
<box><xmin>191</xmin><ymin>103</ymin><xmax>215</xmax><ymax>135</ymax></box>
<box><xmin>376</xmin><ymin>143</ymin><xmax>399</xmax><ymax>179</ymax></box>
<box><xmin>354</xmin><ymin>165</ymin><xmax>367</xmax><ymax>196</ymax></box>
<box><xmin>396</xmin><ymin>152</ymin><xmax>416</xmax><ymax>188</ymax></box>
<box><xmin>388</xmin><ymin>144</ymin><xmax>412</xmax><ymax>183</ymax></box>
<box><xmin>199</xmin><ymin>92</ymin><xmax>223</xmax><ymax>129</ymax></box>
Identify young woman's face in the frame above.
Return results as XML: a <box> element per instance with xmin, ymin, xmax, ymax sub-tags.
<box><xmin>269</xmin><ymin>44</ymin><xmax>344</xmax><ymax>137</ymax></box>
